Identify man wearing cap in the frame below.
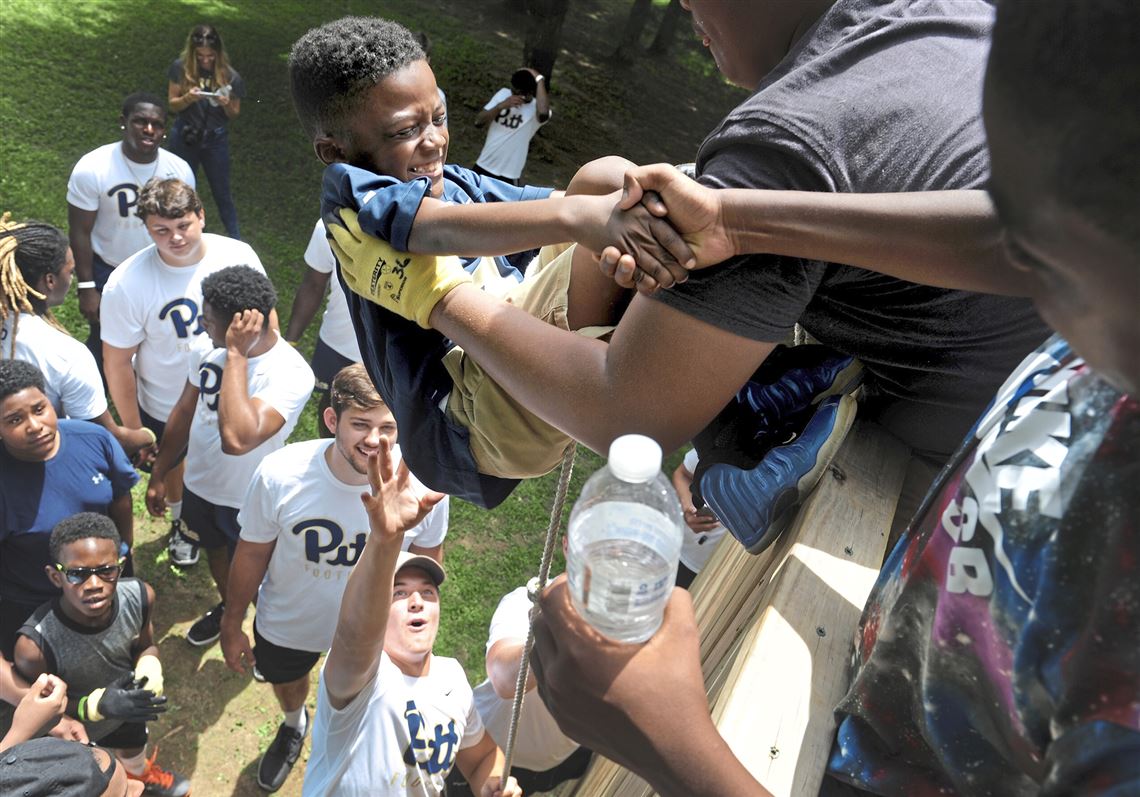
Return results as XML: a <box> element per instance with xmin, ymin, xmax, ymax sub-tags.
<box><xmin>301</xmin><ymin>441</ymin><xmax>519</xmax><ymax>797</ymax></box>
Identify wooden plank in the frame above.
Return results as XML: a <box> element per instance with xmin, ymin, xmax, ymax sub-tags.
<box><xmin>568</xmin><ymin>420</ymin><xmax>907</xmax><ymax>796</ymax></box>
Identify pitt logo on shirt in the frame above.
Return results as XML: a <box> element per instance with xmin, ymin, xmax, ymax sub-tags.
<box><xmin>293</xmin><ymin>519</ymin><xmax>367</xmax><ymax>571</ymax></box>
<box><xmin>160</xmin><ymin>297</ymin><xmax>207</xmax><ymax>339</ymax></box>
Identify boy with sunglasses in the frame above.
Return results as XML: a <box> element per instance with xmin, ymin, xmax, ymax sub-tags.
<box><xmin>14</xmin><ymin>513</ymin><xmax>190</xmax><ymax>797</ymax></box>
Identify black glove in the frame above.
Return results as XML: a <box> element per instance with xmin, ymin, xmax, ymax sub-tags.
<box><xmin>82</xmin><ymin>672</ymin><xmax>167</xmax><ymax>722</ymax></box>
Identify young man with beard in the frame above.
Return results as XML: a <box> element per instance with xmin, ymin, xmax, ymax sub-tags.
<box><xmin>221</xmin><ymin>363</ymin><xmax>449</xmax><ymax>792</ymax></box>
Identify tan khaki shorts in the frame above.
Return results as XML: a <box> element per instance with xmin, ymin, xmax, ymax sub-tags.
<box><xmin>442</xmin><ymin>243</ymin><xmax>611</xmax><ymax>479</ymax></box>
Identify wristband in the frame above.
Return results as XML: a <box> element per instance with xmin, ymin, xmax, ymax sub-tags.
<box><xmin>287</xmin><ymin>339</ymin><xmax>300</xmax><ymax>348</ymax></box>
<box><xmin>140</xmin><ymin>426</ymin><xmax>158</xmax><ymax>446</ymax></box>
<box><xmin>535</xmin><ymin>74</ymin><xmax>544</xmax><ymax>83</ymax></box>
<box><xmin>82</xmin><ymin>688</ymin><xmax>107</xmax><ymax>722</ymax></box>
<box><xmin>76</xmin><ymin>281</ymin><xmax>97</xmax><ymax>290</ymax></box>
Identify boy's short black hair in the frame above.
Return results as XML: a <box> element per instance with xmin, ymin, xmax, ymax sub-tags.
<box><xmin>201</xmin><ymin>265</ymin><xmax>277</xmax><ymax>323</ymax></box>
<box><xmin>50</xmin><ymin>513</ymin><xmax>121</xmax><ymax>563</ymax></box>
<box><xmin>289</xmin><ymin>16</ymin><xmax>425</xmax><ymax>140</ymax></box>
<box><xmin>990</xmin><ymin>0</ymin><xmax>1140</xmax><ymax>244</ymax></box>
<box><xmin>121</xmin><ymin>91</ymin><xmax>166</xmax><ymax>118</ymax></box>
<box><xmin>0</xmin><ymin>359</ymin><xmax>45</xmax><ymax>404</ymax></box>
<box><xmin>511</xmin><ymin>68</ymin><xmax>537</xmax><ymax>96</ymax></box>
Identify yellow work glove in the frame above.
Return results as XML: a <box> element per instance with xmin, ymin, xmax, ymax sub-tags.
<box><xmin>135</xmin><ymin>654</ymin><xmax>164</xmax><ymax>697</ymax></box>
<box><xmin>328</xmin><ymin>207</ymin><xmax>472</xmax><ymax>329</ymax></box>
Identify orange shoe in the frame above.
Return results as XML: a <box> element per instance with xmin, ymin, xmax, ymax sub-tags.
<box><xmin>125</xmin><ymin>747</ymin><xmax>191</xmax><ymax>796</ymax></box>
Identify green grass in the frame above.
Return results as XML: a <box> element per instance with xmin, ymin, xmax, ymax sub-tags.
<box><xmin>0</xmin><ymin>0</ymin><xmax>741</xmax><ymax>790</ymax></box>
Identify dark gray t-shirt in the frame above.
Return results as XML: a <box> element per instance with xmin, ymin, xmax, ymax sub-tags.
<box><xmin>653</xmin><ymin>0</ymin><xmax>1048</xmax><ymax>458</ymax></box>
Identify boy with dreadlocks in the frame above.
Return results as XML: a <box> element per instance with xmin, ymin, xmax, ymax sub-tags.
<box><xmin>0</xmin><ymin>214</ymin><xmax>152</xmax><ymax>459</ymax></box>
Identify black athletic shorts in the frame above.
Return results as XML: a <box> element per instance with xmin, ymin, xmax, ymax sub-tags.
<box><xmin>182</xmin><ymin>488</ymin><xmax>241</xmax><ymax>552</ymax></box>
<box><xmin>253</xmin><ymin>622</ymin><xmax>321</xmax><ymax>684</ymax></box>
<box><xmin>95</xmin><ymin>720</ymin><xmax>148</xmax><ymax>749</ymax></box>
<box><xmin>311</xmin><ymin>337</ymin><xmax>356</xmax><ymax>394</ymax></box>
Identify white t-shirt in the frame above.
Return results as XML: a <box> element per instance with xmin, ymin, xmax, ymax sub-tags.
<box><xmin>472</xmin><ymin>585</ymin><xmax>580</xmax><ymax>771</ymax></box>
<box><xmin>100</xmin><ymin>234</ymin><xmax>265</xmax><ymax>422</ymax></box>
<box><xmin>304</xmin><ymin>219</ymin><xmax>361</xmax><ymax>362</ymax></box>
<box><xmin>680</xmin><ymin>448</ymin><xmax>728</xmax><ymax>573</ymax></box>
<box><xmin>303</xmin><ymin>652</ymin><xmax>484</xmax><ymax>797</ymax></box>
<box><xmin>1</xmin><ymin>313</ymin><xmax>106</xmax><ymax>420</ymax></box>
<box><xmin>182</xmin><ymin>335</ymin><xmax>314</xmax><ymax>508</ymax></box>
<box><xmin>237</xmin><ymin>439</ymin><xmax>450</xmax><ymax>652</ymax></box>
<box><xmin>66</xmin><ymin>143</ymin><xmax>195</xmax><ymax>266</ymax></box>
<box><xmin>474</xmin><ymin>88</ymin><xmax>549</xmax><ymax>180</ymax></box>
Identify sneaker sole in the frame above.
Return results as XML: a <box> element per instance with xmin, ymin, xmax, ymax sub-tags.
<box><xmin>169</xmin><ymin>555</ymin><xmax>200</xmax><ymax>568</ymax></box>
<box><xmin>706</xmin><ymin>394</ymin><xmax>857</xmax><ymax>554</ymax></box>
<box><xmin>185</xmin><ymin>630</ymin><xmax>220</xmax><ymax>647</ymax></box>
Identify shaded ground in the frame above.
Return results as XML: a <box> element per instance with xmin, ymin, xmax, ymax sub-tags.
<box><xmin>0</xmin><ymin>0</ymin><xmax>745</xmax><ymax>793</ymax></box>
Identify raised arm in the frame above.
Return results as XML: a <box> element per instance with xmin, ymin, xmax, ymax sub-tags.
<box><xmin>322</xmin><ymin>440</ymin><xmax>445</xmax><ymax>709</ymax></box>
<box><xmin>217</xmin><ymin>310</ymin><xmax>285</xmax><ymax>455</ymax></box>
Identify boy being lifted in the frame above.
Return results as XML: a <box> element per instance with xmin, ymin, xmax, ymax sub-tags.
<box><xmin>289</xmin><ymin>16</ymin><xmax>693</xmax><ymax>509</ymax></box>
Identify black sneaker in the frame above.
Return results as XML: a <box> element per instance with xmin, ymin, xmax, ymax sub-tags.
<box><xmin>186</xmin><ymin>601</ymin><xmax>224</xmax><ymax>646</ymax></box>
<box><xmin>257</xmin><ymin>710</ymin><xmax>309</xmax><ymax>791</ymax></box>
<box><xmin>167</xmin><ymin>520</ymin><xmax>199</xmax><ymax>567</ymax></box>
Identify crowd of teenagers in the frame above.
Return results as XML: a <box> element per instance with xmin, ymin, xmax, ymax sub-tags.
<box><xmin>1</xmin><ymin>1</ymin><xmax>1137</xmax><ymax>795</ymax></box>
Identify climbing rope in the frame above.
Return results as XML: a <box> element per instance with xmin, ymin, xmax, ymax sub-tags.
<box><xmin>500</xmin><ymin>441</ymin><xmax>578</xmax><ymax>781</ymax></box>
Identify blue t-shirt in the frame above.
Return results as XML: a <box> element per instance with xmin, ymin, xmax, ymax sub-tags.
<box><xmin>321</xmin><ymin>163</ymin><xmax>552</xmax><ymax>508</ymax></box>
<box><xmin>0</xmin><ymin>420</ymin><xmax>138</xmax><ymax>604</ymax></box>
<box><xmin>828</xmin><ymin>336</ymin><xmax>1140</xmax><ymax>795</ymax></box>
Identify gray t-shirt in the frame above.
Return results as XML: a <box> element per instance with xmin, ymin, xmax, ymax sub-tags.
<box><xmin>18</xmin><ymin>579</ymin><xmax>148</xmax><ymax>743</ymax></box>
<box><xmin>653</xmin><ymin>0</ymin><xmax>1048</xmax><ymax>458</ymax></box>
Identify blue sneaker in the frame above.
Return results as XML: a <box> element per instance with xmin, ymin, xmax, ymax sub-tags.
<box><xmin>691</xmin><ymin>345</ymin><xmax>862</xmax><ymax>479</ymax></box>
<box><xmin>698</xmin><ymin>393</ymin><xmax>858</xmax><ymax>554</ymax></box>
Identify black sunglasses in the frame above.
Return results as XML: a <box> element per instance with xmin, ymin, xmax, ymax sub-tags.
<box><xmin>55</xmin><ymin>559</ymin><xmax>125</xmax><ymax>585</ymax></box>
<box><xmin>192</xmin><ymin>33</ymin><xmax>219</xmax><ymax>44</ymax></box>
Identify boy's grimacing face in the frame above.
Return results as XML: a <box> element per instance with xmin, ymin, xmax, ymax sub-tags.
<box><xmin>331</xmin><ymin>59</ymin><xmax>448</xmax><ymax>198</ymax></box>
<box><xmin>984</xmin><ymin>67</ymin><xmax>1140</xmax><ymax>395</ymax></box>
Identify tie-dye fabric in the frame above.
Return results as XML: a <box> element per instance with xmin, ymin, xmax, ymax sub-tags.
<box><xmin>827</xmin><ymin>335</ymin><xmax>1140</xmax><ymax>795</ymax></box>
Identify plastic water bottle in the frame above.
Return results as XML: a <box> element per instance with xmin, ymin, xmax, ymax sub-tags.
<box><xmin>567</xmin><ymin>434</ymin><xmax>684</xmax><ymax>643</ymax></box>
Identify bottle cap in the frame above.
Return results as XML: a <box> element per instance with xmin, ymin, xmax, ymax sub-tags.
<box><xmin>607</xmin><ymin>434</ymin><xmax>662</xmax><ymax>483</ymax></box>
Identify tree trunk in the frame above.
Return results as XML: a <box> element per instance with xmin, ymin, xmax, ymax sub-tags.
<box><xmin>524</xmin><ymin>0</ymin><xmax>570</xmax><ymax>86</ymax></box>
<box><xmin>610</xmin><ymin>0</ymin><xmax>653</xmax><ymax>62</ymax></box>
<box><xmin>648</xmin><ymin>0</ymin><xmax>684</xmax><ymax>56</ymax></box>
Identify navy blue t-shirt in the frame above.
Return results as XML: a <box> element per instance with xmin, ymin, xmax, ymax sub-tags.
<box><xmin>321</xmin><ymin>163</ymin><xmax>552</xmax><ymax>507</ymax></box>
<box><xmin>0</xmin><ymin>420</ymin><xmax>138</xmax><ymax>604</ymax></box>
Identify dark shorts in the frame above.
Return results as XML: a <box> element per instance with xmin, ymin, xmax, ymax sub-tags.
<box><xmin>95</xmin><ymin>720</ymin><xmax>148</xmax><ymax>749</ymax></box>
<box><xmin>182</xmin><ymin>488</ymin><xmax>241</xmax><ymax>552</ymax></box>
<box><xmin>472</xmin><ymin>162</ymin><xmax>519</xmax><ymax>186</ymax></box>
<box><xmin>311</xmin><ymin>337</ymin><xmax>355</xmax><ymax>394</ymax></box>
<box><xmin>252</xmin><ymin>622</ymin><xmax>322</xmax><ymax>684</ymax></box>
<box><xmin>138</xmin><ymin>408</ymin><xmax>187</xmax><ymax>474</ymax></box>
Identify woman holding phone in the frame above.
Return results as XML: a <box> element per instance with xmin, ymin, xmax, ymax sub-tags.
<box><xmin>167</xmin><ymin>23</ymin><xmax>244</xmax><ymax>239</ymax></box>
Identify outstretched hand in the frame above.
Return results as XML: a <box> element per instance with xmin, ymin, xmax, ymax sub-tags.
<box><xmin>360</xmin><ymin>438</ymin><xmax>447</xmax><ymax>546</ymax></box>
<box><xmin>598</xmin><ymin>163</ymin><xmax>737</xmax><ymax>293</ymax></box>
<box><xmin>530</xmin><ymin>575</ymin><xmax>709</xmax><ymax>780</ymax></box>
<box><xmin>8</xmin><ymin>673</ymin><xmax>68</xmax><ymax>745</ymax></box>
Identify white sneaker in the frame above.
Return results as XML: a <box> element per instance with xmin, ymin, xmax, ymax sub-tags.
<box><xmin>168</xmin><ymin>520</ymin><xmax>199</xmax><ymax>567</ymax></box>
